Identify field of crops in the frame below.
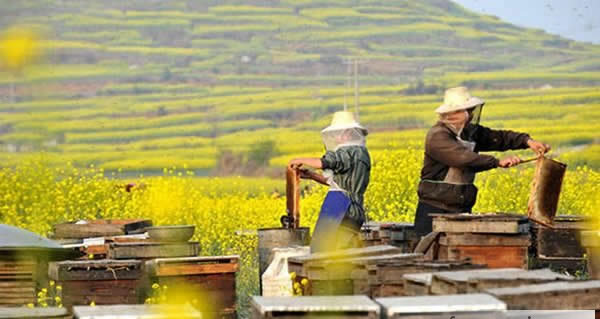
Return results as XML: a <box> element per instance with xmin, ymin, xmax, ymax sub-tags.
<box><xmin>1</xmin><ymin>0</ymin><xmax>600</xmax><ymax>314</ymax></box>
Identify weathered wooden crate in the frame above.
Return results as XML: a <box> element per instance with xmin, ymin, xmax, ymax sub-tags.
<box><xmin>108</xmin><ymin>241</ymin><xmax>199</xmax><ymax>259</ymax></box>
<box><xmin>288</xmin><ymin>245</ymin><xmax>402</xmax><ymax>278</ymax></box>
<box><xmin>251</xmin><ymin>296</ymin><xmax>380</xmax><ymax>319</ymax></box>
<box><xmin>53</xmin><ymin>219</ymin><xmax>151</xmax><ymax>239</ymax></box>
<box><xmin>432</xmin><ymin>213</ymin><xmax>529</xmax><ymax>234</ymax></box>
<box><xmin>145</xmin><ymin>255</ymin><xmax>239</xmax><ymax>318</ymax></box>
<box><xmin>437</xmin><ymin>232</ymin><xmax>530</xmax><ymax>269</ymax></box>
<box><xmin>0</xmin><ymin>260</ymin><xmax>38</xmax><ymax>306</ymax></box>
<box><xmin>368</xmin><ymin>259</ymin><xmax>484</xmax><ymax>297</ymax></box>
<box><xmin>486</xmin><ymin>280</ymin><xmax>600</xmax><ymax>310</ymax></box>
<box><xmin>73</xmin><ymin>304</ymin><xmax>201</xmax><ymax>319</ymax></box>
<box><xmin>430</xmin><ymin>268</ymin><xmax>572</xmax><ymax>295</ymax></box>
<box><xmin>531</xmin><ymin>215</ymin><xmax>589</xmax><ymax>258</ymax></box>
<box><xmin>303</xmin><ymin>253</ymin><xmax>422</xmax><ymax>296</ymax></box>
<box><xmin>0</xmin><ymin>307</ymin><xmax>71</xmax><ymax>319</ymax></box>
<box><xmin>376</xmin><ymin>294</ymin><xmax>506</xmax><ymax>319</ymax></box>
<box><xmin>360</xmin><ymin>223</ymin><xmax>419</xmax><ymax>253</ymax></box>
<box><xmin>529</xmin><ymin>216</ymin><xmax>590</xmax><ymax>273</ymax></box>
<box><xmin>48</xmin><ymin>259</ymin><xmax>143</xmax><ymax>307</ymax></box>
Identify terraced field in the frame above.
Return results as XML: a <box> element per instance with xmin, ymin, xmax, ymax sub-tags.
<box><xmin>0</xmin><ymin>0</ymin><xmax>599</xmax><ymax>174</ymax></box>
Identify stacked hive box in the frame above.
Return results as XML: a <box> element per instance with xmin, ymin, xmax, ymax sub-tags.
<box><xmin>48</xmin><ymin>259</ymin><xmax>143</xmax><ymax>307</ymax></box>
<box><xmin>367</xmin><ymin>259</ymin><xmax>484</xmax><ymax>297</ymax></box>
<box><xmin>287</xmin><ymin>245</ymin><xmax>406</xmax><ymax>296</ymax></box>
<box><xmin>530</xmin><ymin>215</ymin><xmax>590</xmax><ymax>272</ymax></box>
<box><xmin>144</xmin><ymin>256</ymin><xmax>239</xmax><ymax>319</ymax></box>
<box><xmin>432</xmin><ymin>213</ymin><xmax>530</xmax><ymax>269</ymax></box>
<box><xmin>360</xmin><ymin>223</ymin><xmax>418</xmax><ymax>253</ymax></box>
<box><xmin>0</xmin><ymin>260</ymin><xmax>37</xmax><ymax>306</ymax></box>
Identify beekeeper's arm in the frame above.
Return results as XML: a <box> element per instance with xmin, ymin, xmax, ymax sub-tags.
<box><xmin>288</xmin><ymin>158</ymin><xmax>329</xmax><ymax>185</ymax></box>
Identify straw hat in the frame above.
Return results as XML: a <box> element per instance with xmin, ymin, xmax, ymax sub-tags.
<box><xmin>321</xmin><ymin>111</ymin><xmax>368</xmax><ymax>135</ymax></box>
<box><xmin>435</xmin><ymin>87</ymin><xmax>484</xmax><ymax>114</ymax></box>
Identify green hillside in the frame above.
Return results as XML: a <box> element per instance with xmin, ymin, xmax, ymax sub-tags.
<box><xmin>0</xmin><ymin>0</ymin><xmax>599</xmax><ymax>174</ymax></box>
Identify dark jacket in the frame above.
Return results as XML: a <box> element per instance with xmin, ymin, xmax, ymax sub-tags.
<box><xmin>418</xmin><ymin>121</ymin><xmax>530</xmax><ymax>212</ymax></box>
<box><xmin>321</xmin><ymin>145</ymin><xmax>371</xmax><ymax>230</ymax></box>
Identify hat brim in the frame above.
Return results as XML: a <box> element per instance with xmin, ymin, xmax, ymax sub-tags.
<box><xmin>435</xmin><ymin>96</ymin><xmax>484</xmax><ymax>114</ymax></box>
<box><xmin>321</xmin><ymin>123</ymin><xmax>368</xmax><ymax>136</ymax></box>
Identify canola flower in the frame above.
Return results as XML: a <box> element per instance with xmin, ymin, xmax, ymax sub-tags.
<box><xmin>0</xmin><ymin>151</ymin><xmax>598</xmax><ymax>312</ymax></box>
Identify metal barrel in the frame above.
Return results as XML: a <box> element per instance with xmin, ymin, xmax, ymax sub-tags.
<box><xmin>257</xmin><ymin>227</ymin><xmax>310</xmax><ymax>295</ymax></box>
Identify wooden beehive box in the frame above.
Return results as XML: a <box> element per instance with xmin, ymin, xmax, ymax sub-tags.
<box><xmin>0</xmin><ymin>307</ymin><xmax>71</xmax><ymax>319</ymax></box>
<box><xmin>360</xmin><ymin>223</ymin><xmax>418</xmax><ymax>253</ymax></box>
<box><xmin>48</xmin><ymin>259</ymin><xmax>143</xmax><ymax>307</ymax></box>
<box><xmin>376</xmin><ymin>294</ymin><xmax>506</xmax><ymax>319</ymax></box>
<box><xmin>430</xmin><ymin>268</ymin><xmax>572</xmax><ymax>295</ymax></box>
<box><xmin>108</xmin><ymin>241</ymin><xmax>199</xmax><ymax>259</ymax></box>
<box><xmin>288</xmin><ymin>245</ymin><xmax>402</xmax><ymax>278</ymax></box>
<box><xmin>52</xmin><ymin>219</ymin><xmax>151</xmax><ymax>239</ymax></box>
<box><xmin>303</xmin><ymin>253</ymin><xmax>422</xmax><ymax>296</ymax></box>
<box><xmin>0</xmin><ymin>260</ymin><xmax>38</xmax><ymax>307</ymax></box>
<box><xmin>73</xmin><ymin>304</ymin><xmax>202</xmax><ymax>319</ymax></box>
<box><xmin>486</xmin><ymin>280</ymin><xmax>600</xmax><ymax>310</ymax></box>
<box><xmin>432</xmin><ymin>214</ymin><xmax>530</xmax><ymax>269</ymax></box>
<box><xmin>368</xmin><ymin>259</ymin><xmax>485</xmax><ymax>297</ymax></box>
<box><xmin>530</xmin><ymin>215</ymin><xmax>591</xmax><ymax>272</ymax></box>
<box><xmin>250</xmin><ymin>296</ymin><xmax>380</xmax><ymax>319</ymax></box>
<box><xmin>145</xmin><ymin>255</ymin><xmax>239</xmax><ymax>318</ymax></box>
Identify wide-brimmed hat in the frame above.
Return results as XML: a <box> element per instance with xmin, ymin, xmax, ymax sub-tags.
<box><xmin>321</xmin><ymin>111</ymin><xmax>368</xmax><ymax>135</ymax></box>
<box><xmin>435</xmin><ymin>86</ymin><xmax>484</xmax><ymax>114</ymax></box>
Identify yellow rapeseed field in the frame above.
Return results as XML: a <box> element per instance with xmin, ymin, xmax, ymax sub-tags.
<box><xmin>1</xmin><ymin>147</ymin><xmax>598</xmax><ymax>310</ymax></box>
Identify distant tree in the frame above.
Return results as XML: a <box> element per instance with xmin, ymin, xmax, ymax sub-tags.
<box><xmin>247</xmin><ymin>140</ymin><xmax>279</xmax><ymax>166</ymax></box>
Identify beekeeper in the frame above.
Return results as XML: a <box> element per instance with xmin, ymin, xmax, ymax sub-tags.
<box><xmin>415</xmin><ymin>87</ymin><xmax>550</xmax><ymax>237</ymax></box>
<box><xmin>288</xmin><ymin>111</ymin><xmax>371</xmax><ymax>252</ymax></box>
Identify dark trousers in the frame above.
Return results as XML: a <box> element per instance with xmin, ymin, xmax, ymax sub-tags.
<box><xmin>414</xmin><ymin>201</ymin><xmax>470</xmax><ymax>238</ymax></box>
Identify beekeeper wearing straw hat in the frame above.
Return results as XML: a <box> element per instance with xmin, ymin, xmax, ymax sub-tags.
<box><xmin>414</xmin><ymin>87</ymin><xmax>550</xmax><ymax>237</ymax></box>
<box><xmin>289</xmin><ymin>111</ymin><xmax>371</xmax><ymax>252</ymax></box>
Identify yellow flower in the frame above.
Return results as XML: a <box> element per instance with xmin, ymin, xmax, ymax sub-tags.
<box><xmin>88</xmin><ymin>253</ymin><xmax>94</xmax><ymax>259</ymax></box>
<box><xmin>290</xmin><ymin>272</ymin><xmax>297</xmax><ymax>280</ymax></box>
<box><xmin>41</xmin><ymin>288</ymin><xmax>47</xmax><ymax>293</ymax></box>
<box><xmin>301</xmin><ymin>278</ymin><xmax>309</xmax><ymax>286</ymax></box>
<box><xmin>27</xmin><ymin>303</ymin><xmax>34</xmax><ymax>308</ymax></box>
<box><xmin>152</xmin><ymin>283</ymin><xmax>160</xmax><ymax>289</ymax></box>
<box><xmin>90</xmin><ymin>301</ymin><xmax>96</xmax><ymax>307</ymax></box>
<box><xmin>56</xmin><ymin>285</ymin><xmax>62</xmax><ymax>291</ymax></box>
<box><xmin>49</xmin><ymin>280</ymin><xmax>55</xmax><ymax>286</ymax></box>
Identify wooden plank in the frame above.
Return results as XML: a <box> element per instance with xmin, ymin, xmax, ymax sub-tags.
<box><xmin>251</xmin><ymin>296</ymin><xmax>380</xmax><ymax>315</ymax></box>
<box><xmin>432</xmin><ymin>213</ymin><xmax>528</xmax><ymax>234</ymax></box>
<box><xmin>375</xmin><ymin>294</ymin><xmax>506</xmax><ymax>317</ymax></box>
<box><xmin>0</xmin><ymin>287</ymin><xmax>35</xmax><ymax>294</ymax></box>
<box><xmin>0</xmin><ymin>297</ymin><xmax>37</xmax><ymax>305</ymax></box>
<box><xmin>0</xmin><ymin>307</ymin><xmax>69</xmax><ymax>318</ymax></box>
<box><xmin>59</xmin><ymin>279</ymin><xmax>139</xmax><ymax>297</ymax></box>
<box><xmin>146</xmin><ymin>255</ymin><xmax>239</xmax><ymax>276</ymax></box>
<box><xmin>154</xmin><ymin>263</ymin><xmax>238</xmax><ymax>277</ymax></box>
<box><xmin>72</xmin><ymin>305</ymin><xmax>202</xmax><ymax>319</ymax></box>
<box><xmin>439</xmin><ymin>245</ymin><xmax>528</xmax><ymax>269</ymax></box>
<box><xmin>108</xmin><ymin>242</ymin><xmax>199</xmax><ymax>259</ymax></box>
<box><xmin>431</xmin><ymin>268</ymin><xmax>571</xmax><ymax>295</ymax></box>
<box><xmin>48</xmin><ymin>260</ymin><xmax>142</xmax><ymax>281</ymax></box>
<box><xmin>0</xmin><ymin>281</ymin><xmax>36</xmax><ymax>288</ymax></box>
<box><xmin>486</xmin><ymin>281</ymin><xmax>600</xmax><ymax>310</ymax></box>
<box><xmin>53</xmin><ymin>219</ymin><xmax>151</xmax><ymax>239</ymax></box>
<box><xmin>439</xmin><ymin>233</ymin><xmax>530</xmax><ymax>246</ymax></box>
<box><xmin>288</xmin><ymin>245</ymin><xmax>402</xmax><ymax>277</ymax></box>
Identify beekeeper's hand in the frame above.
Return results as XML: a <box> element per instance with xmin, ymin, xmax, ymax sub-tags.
<box><xmin>499</xmin><ymin>156</ymin><xmax>522</xmax><ymax>168</ymax></box>
<box><xmin>527</xmin><ymin>139</ymin><xmax>551</xmax><ymax>156</ymax></box>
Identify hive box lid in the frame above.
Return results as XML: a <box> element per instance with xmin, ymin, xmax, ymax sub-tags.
<box><xmin>251</xmin><ymin>296</ymin><xmax>380</xmax><ymax>315</ymax></box>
